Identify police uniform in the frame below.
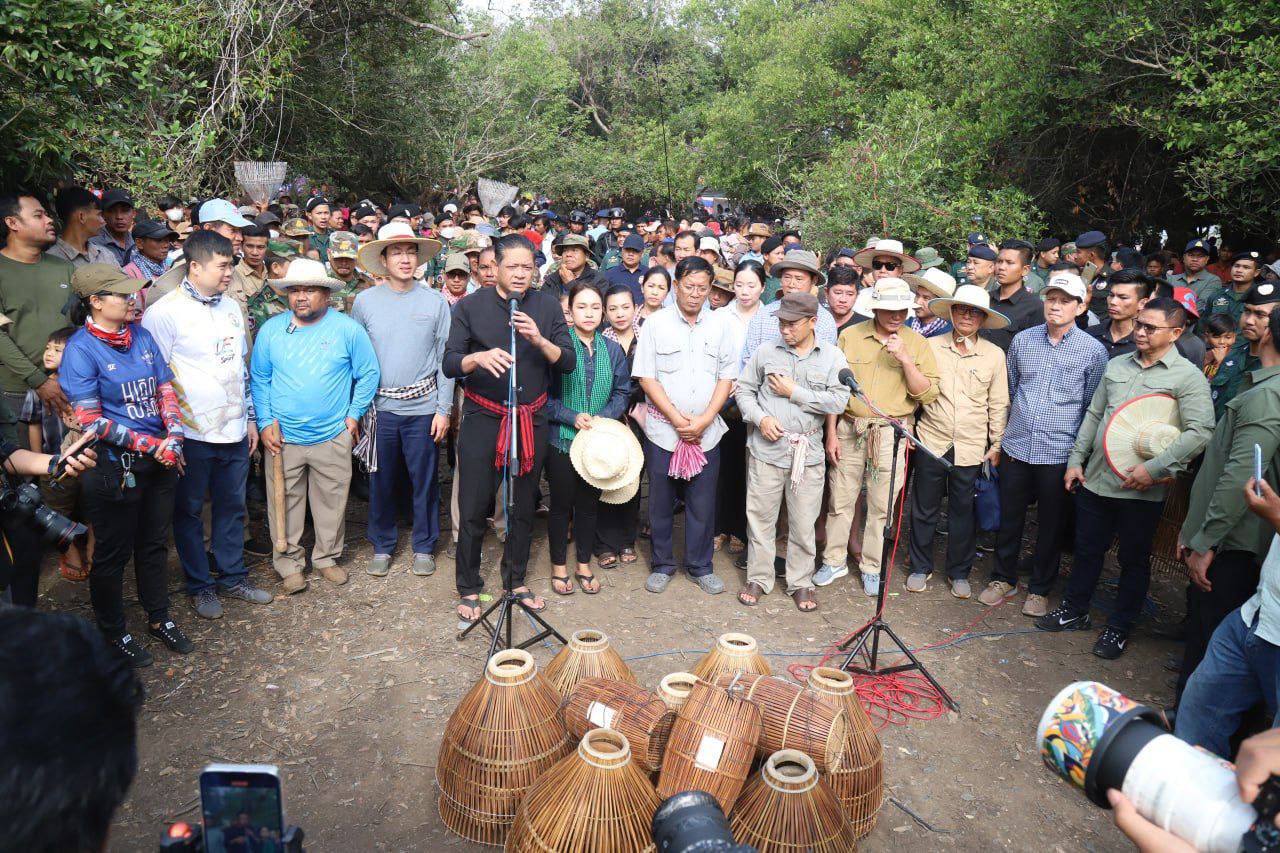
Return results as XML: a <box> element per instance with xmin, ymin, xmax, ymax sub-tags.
<box><xmin>1208</xmin><ymin>281</ymin><xmax>1280</xmax><ymax>419</ymax></box>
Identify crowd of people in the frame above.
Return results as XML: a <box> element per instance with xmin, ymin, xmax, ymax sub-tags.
<box><xmin>1</xmin><ymin>186</ymin><xmax>1280</xmax><ymax>759</ymax></box>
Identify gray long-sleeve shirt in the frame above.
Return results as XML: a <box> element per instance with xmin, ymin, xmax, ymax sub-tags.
<box><xmin>735</xmin><ymin>339</ymin><xmax>850</xmax><ymax>468</ymax></box>
<box><xmin>351</xmin><ymin>282</ymin><xmax>454</xmax><ymax>417</ymax></box>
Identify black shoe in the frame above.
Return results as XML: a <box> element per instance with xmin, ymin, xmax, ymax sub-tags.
<box><xmin>109</xmin><ymin>632</ymin><xmax>154</xmax><ymax>667</ymax></box>
<box><xmin>976</xmin><ymin>531</ymin><xmax>996</xmax><ymax>553</ymax></box>
<box><xmin>148</xmin><ymin>620</ymin><xmax>195</xmax><ymax>654</ymax></box>
<box><xmin>246</xmin><ymin>473</ymin><xmax>268</xmax><ymax>506</ymax></box>
<box><xmin>243</xmin><ymin>534</ymin><xmax>272</xmax><ymax>557</ymax></box>
<box><xmin>1093</xmin><ymin>627</ymin><xmax>1129</xmax><ymax>660</ymax></box>
<box><xmin>1036</xmin><ymin>604</ymin><xmax>1092</xmax><ymax>632</ymax></box>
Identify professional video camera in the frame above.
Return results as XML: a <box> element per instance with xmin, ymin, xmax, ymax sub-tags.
<box><xmin>0</xmin><ymin>477</ymin><xmax>86</xmax><ymax>550</ymax></box>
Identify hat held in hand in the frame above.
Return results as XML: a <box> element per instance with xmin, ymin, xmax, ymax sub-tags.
<box><xmin>569</xmin><ymin>419</ymin><xmax>644</xmax><ymax>505</ymax></box>
<box><xmin>1101</xmin><ymin>393</ymin><xmax>1183</xmax><ymax>479</ymax></box>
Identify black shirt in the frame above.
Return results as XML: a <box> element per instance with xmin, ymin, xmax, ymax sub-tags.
<box><xmin>1089</xmin><ymin>318</ymin><xmax>1205</xmax><ymax>365</ymax></box>
<box><xmin>443</xmin><ymin>286</ymin><xmax>575</xmax><ymax>416</ymax></box>
<box><xmin>981</xmin><ymin>286</ymin><xmax>1043</xmax><ymax>352</ymax></box>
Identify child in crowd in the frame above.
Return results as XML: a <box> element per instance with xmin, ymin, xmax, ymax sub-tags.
<box><xmin>1202</xmin><ymin>313</ymin><xmax>1238</xmax><ymax>377</ymax></box>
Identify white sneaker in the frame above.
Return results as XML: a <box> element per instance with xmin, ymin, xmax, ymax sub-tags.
<box><xmin>861</xmin><ymin>572</ymin><xmax>880</xmax><ymax>597</ymax></box>
<box><xmin>814</xmin><ymin>563</ymin><xmax>849</xmax><ymax>587</ymax></box>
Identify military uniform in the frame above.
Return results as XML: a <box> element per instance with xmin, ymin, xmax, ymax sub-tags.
<box><xmin>246</xmin><ymin>286</ymin><xmax>290</xmax><ymax>335</ymax></box>
<box><xmin>1199</xmin><ymin>283</ymin><xmax>1252</xmax><ymax>328</ymax></box>
<box><xmin>1209</xmin><ymin>337</ymin><xmax>1256</xmax><ymax>420</ymax></box>
<box><xmin>327</xmin><ymin>270</ymin><xmax>374</xmax><ymax>313</ymax></box>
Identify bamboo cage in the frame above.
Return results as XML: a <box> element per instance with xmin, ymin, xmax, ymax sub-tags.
<box><xmin>714</xmin><ymin>671</ymin><xmax>850</xmax><ymax>770</ymax></box>
<box><xmin>657</xmin><ymin>679</ymin><xmax>763</xmax><ymax>813</ymax></box>
<box><xmin>691</xmin><ymin>632</ymin><xmax>771</xmax><ymax>683</ymax></box>
<box><xmin>544</xmin><ymin>629</ymin><xmax>637</xmax><ymax>697</ymax></box>
<box><xmin>561</xmin><ymin>678</ymin><xmax>676</xmax><ymax>772</ymax></box>
<box><xmin>657</xmin><ymin>672</ymin><xmax>698</xmax><ymax>712</ymax></box>
<box><xmin>806</xmin><ymin>666</ymin><xmax>884</xmax><ymax>838</ymax></box>
<box><xmin>436</xmin><ymin>649</ymin><xmax>573</xmax><ymax>846</ymax></box>
<box><xmin>730</xmin><ymin>750</ymin><xmax>858</xmax><ymax>853</ymax></box>
<box><xmin>507</xmin><ymin>728</ymin><xmax>661</xmax><ymax>853</ymax></box>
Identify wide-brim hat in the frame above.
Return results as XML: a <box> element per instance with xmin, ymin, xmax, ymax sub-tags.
<box><xmin>902</xmin><ymin>267</ymin><xmax>957</xmax><ymax>300</ymax></box>
<box><xmin>865</xmin><ymin>277</ymin><xmax>916</xmax><ymax>311</ymax></box>
<box><xmin>1102</xmin><ymin>393</ymin><xmax>1182</xmax><ymax>479</ymax></box>
<box><xmin>913</xmin><ymin>246</ymin><xmax>945</xmax><ymax>269</ymax></box>
<box><xmin>553</xmin><ymin>234</ymin><xmax>591</xmax><ymax>256</ymax></box>
<box><xmin>600</xmin><ymin>476</ymin><xmax>640</xmax><ymax>505</ymax></box>
<box><xmin>769</xmin><ymin>249</ymin><xmax>826</xmax><ymax>288</ymax></box>
<box><xmin>852</xmin><ymin>239</ymin><xmax>922</xmax><ymax>274</ymax></box>
<box><xmin>569</xmin><ymin>419</ymin><xmax>643</xmax><ymax>494</ymax></box>
<box><xmin>747</xmin><ymin>222</ymin><xmax>772</xmax><ymax>238</ymax></box>
<box><xmin>268</xmin><ymin>257</ymin><xmax>343</xmax><ymax>293</ymax></box>
<box><xmin>357</xmin><ymin>222</ymin><xmax>442</xmax><ymax>276</ymax></box>
<box><xmin>928</xmin><ymin>284</ymin><xmax>1010</xmax><ymax>330</ymax></box>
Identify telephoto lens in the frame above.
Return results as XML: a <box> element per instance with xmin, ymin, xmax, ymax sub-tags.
<box><xmin>651</xmin><ymin>790</ymin><xmax>756</xmax><ymax>852</ymax></box>
<box><xmin>3</xmin><ymin>481</ymin><xmax>88</xmax><ymax>551</ymax></box>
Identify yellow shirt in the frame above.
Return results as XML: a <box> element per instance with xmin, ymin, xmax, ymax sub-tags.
<box><xmin>837</xmin><ymin>320</ymin><xmax>939</xmax><ymax>419</ymax></box>
<box><xmin>917</xmin><ymin>333</ymin><xmax>1010</xmax><ymax>465</ymax></box>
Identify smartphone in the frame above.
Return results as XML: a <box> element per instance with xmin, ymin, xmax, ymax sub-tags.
<box><xmin>1256</xmin><ymin>444</ymin><xmax>1265</xmax><ymax>497</ymax></box>
<box><xmin>199</xmin><ymin>763</ymin><xmax>283</xmax><ymax>850</ymax></box>
<box><xmin>51</xmin><ymin>431</ymin><xmax>98</xmax><ymax>482</ymax></box>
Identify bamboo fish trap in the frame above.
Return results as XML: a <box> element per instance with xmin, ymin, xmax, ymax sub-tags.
<box><xmin>543</xmin><ymin>629</ymin><xmax>637</xmax><ymax>697</ymax></box>
<box><xmin>233</xmin><ymin>161</ymin><xmax>287</xmax><ymax>205</ymax></box>
<box><xmin>436</xmin><ymin>649</ymin><xmax>572</xmax><ymax>845</ymax></box>
<box><xmin>714</xmin><ymin>671</ymin><xmax>850</xmax><ymax>770</ymax></box>
<box><xmin>656</xmin><ymin>679</ymin><xmax>763</xmax><ymax>813</ymax></box>
<box><xmin>691</xmin><ymin>633</ymin><xmax>771</xmax><ymax>683</ymax></box>
<box><xmin>561</xmin><ymin>678</ymin><xmax>675</xmax><ymax>773</ymax></box>
<box><xmin>806</xmin><ymin>666</ymin><xmax>884</xmax><ymax>838</ymax></box>
<box><xmin>507</xmin><ymin>728</ymin><xmax>661</xmax><ymax>853</ymax></box>
<box><xmin>730</xmin><ymin>750</ymin><xmax>858</xmax><ymax>853</ymax></box>
<box><xmin>657</xmin><ymin>672</ymin><xmax>698</xmax><ymax>712</ymax></box>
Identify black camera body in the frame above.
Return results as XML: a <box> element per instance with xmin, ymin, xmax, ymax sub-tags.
<box><xmin>652</xmin><ymin>791</ymin><xmax>756</xmax><ymax>852</ymax></box>
<box><xmin>0</xmin><ymin>477</ymin><xmax>87</xmax><ymax>550</ymax></box>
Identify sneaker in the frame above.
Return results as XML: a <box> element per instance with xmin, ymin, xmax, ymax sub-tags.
<box><xmin>861</xmin><ymin>572</ymin><xmax>879</xmax><ymax>597</ymax></box>
<box><xmin>1036</xmin><ymin>604</ymin><xmax>1092</xmax><ymax>632</ymax></box>
<box><xmin>280</xmin><ymin>573</ymin><xmax>308</xmax><ymax>595</ymax></box>
<box><xmin>366</xmin><ymin>554</ymin><xmax>392</xmax><ymax>577</ymax></box>
<box><xmin>693</xmin><ymin>573</ymin><xmax>725</xmax><ymax>595</ymax></box>
<box><xmin>645</xmin><ymin>572</ymin><xmax>672</xmax><ymax>594</ymax></box>
<box><xmin>950</xmin><ymin>578</ymin><xmax>971</xmax><ymax>599</ymax></box>
<box><xmin>110</xmin><ymin>632</ymin><xmax>153</xmax><ymax>667</ymax></box>
<box><xmin>192</xmin><ymin>588</ymin><xmax>224</xmax><ymax>619</ymax></box>
<box><xmin>1093</xmin><ymin>627</ymin><xmax>1129</xmax><ymax>660</ymax></box>
<box><xmin>148</xmin><ymin>620</ymin><xmax>194</xmax><ymax>654</ymax></box>
<box><xmin>978</xmin><ymin>580</ymin><xmax>1019</xmax><ymax>606</ymax></box>
<box><xmin>905</xmin><ymin>573</ymin><xmax>928</xmax><ymax>593</ymax></box>
<box><xmin>411</xmin><ymin>553</ymin><xmax>436</xmax><ymax>577</ymax></box>
<box><xmin>222</xmin><ymin>580</ymin><xmax>273</xmax><ymax>604</ymax></box>
<box><xmin>243</xmin><ymin>534</ymin><xmax>272</xmax><ymax>557</ymax></box>
<box><xmin>813</xmin><ymin>563</ymin><xmax>849</xmax><ymax>587</ymax></box>
<box><xmin>318</xmin><ymin>565</ymin><xmax>348</xmax><ymax>585</ymax></box>
<box><xmin>1022</xmin><ymin>593</ymin><xmax>1049</xmax><ymax>618</ymax></box>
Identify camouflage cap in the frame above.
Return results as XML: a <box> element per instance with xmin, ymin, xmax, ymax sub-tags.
<box><xmin>449</xmin><ymin>230</ymin><xmax>491</xmax><ymax>255</ymax></box>
<box><xmin>280</xmin><ymin>217</ymin><xmax>314</xmax><ymax>238</ymax></box>
<box><xmin>267</xmin><ymin>240</ymin><xmax>300</xmax><ymax>258</ymax></box>
<box><xmin>328</xmin><ymin>230</ymin><xmax>359</xmax><ymax>259</ymax></box>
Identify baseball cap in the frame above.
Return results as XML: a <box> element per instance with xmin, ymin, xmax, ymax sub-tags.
<box><xmin>775</xmin><ymin>292</ymin><xmax>819</xmax><ymax>322</ymax></box>
<box><xmin>72</xmin><ymin>263</ymin><xmax>145</xmax><ymax>297</ymax></box>
<box><xmin>966</xmin><ymin>232</ymin><xmax>988</xmax><ymax>246</ymax></box>
<box><xmin>1172</xmin><ymin>286</ymin><xmax>1200</xmax><ymax>318</ymax></box>
<box><xmin>132</xmin><ymin>219</ymin><xmax>178</xmax><ymax>241</ymax></box>
<box><xmin>1043</xmin><ymin>272</ymin><xmax>1087</xmax><ymax>301</ymax></box>
<box><xmin>254</xmin><ymin>211</ymin><xmax>282</xmax><ymax>228</ymax></box>
<box><xmin>198</xmin><ymin>198</ymin><xmax>252</xmax><ymax>228</ymax></box>
<box><xmin>100</xmin><ymin>189</ymin><xmax>134</xmax><ymax>210</ymax></box>
<box><xmin>327</xmin><ymin>231</ymin><xmax>359</xmax><ymax>260</ymax></box>
<box><xmin>443</xmin><ymin>253</ymin><xmax>471</xmax><ymax>276</ymax></box>
<box><xmin>1183</xmin><ymin>237</ymin><xmax>1211</xmax><ymax>254</ymax></box>
<box><xmin>622</xmin><ymin>234</ymin><xmax>646</xmax><ymax>252</ymax></box>
<box><xmin>698</xmin><ymin>236</ymin><xmax>721</xmax><ymax>253</ymax></box>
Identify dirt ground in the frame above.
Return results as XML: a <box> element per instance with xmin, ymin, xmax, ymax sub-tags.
<box><xmin>40</xmin><ymin>480</ymin><xmax>1188</xmax><ymax>852</ymax></box>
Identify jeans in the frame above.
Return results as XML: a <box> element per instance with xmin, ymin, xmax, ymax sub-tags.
<box><xmin>1177</xmin><ymin>550</ymin><xmax>1263</xmax><ymax>701</ymax></box>
<box><xmin>991</xmin><ymin>454</ymin><xmax>1068</xmax><ymax>594</ymax></box>
<box><xmin>1062</xmin><ymin>488</ymin><xmax>1164</xmax><ymax>631</ymax></box>
<box><xmin>173</xmin><ymin>437</ymin><xmax>249</xmax><ymax>594</ymax></box>
<box><xmin>546</xmin><ymin>447</ymin><xmax>601</xmax><ymax>566</ymax></box>
<box><xmin>1175</xmin><ymin>609</ymin><xmax>1280</xmax><ymax>759</ymax></box>
<box><xmin>646</xmin><ymin>439</ymin><xmax>720</xmax><ymax>578</ymax></box>
<box><xmin>367</xmin><ymin>411</ymin><xmax>441</xmax><ymax>555</ymax></box>
<box><xmin>907</xmin><ymin>449</ymin><xmax>980</xmax><ymax>580</ymax></box>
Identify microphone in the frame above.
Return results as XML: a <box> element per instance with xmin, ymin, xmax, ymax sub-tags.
<box><xmin>509</xmin><ymin>297</ymin><xmax>519</xmax><ymax>315</ymax></box>
<box><xmin>838</xmin><ymin>368</ymin><xmax>860</xmax><ymax>394</ymax></box>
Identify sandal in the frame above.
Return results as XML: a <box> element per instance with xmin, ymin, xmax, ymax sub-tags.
<box><xmin>514</xmin><ymin>588</ymin><xmax>546</xmax><ymax>611</ymax></box>
<box><xmin>727</xmin><ymin>537</ymin><xmax>746</xmax><ymax>555</ymax></box>
<box><xmin>597</xmin><ymin>553</ymin><xmax>619</xmax><ymax>570</ymax></box>
<box><xmin>575</xmin><ymin>571</ymin><xmax>600</xmax><ymax>595</ymax></box>
<box><xmin>738</xmin><ymin>581</ymin><xmax>766</xmax><ymax>607</ymax></box>
<box><xmin>60</xmin><ymin>558</ymin><xmax>90</xmax><ymax>582</ymax></box>
<box><xmin>551</xmin><ymin>571</ymin><xmax>575</xmax><ymax>596</ymax></box>
<box><xmin>456</xmin><ymin>596</ymin><xmax>481</xmax><ymax>624</ymax></box>
<box><xmin>792</xmin><ymin>588</ymin><xmax>819</xmax><ymax>612</ymax></box>
<box><xmin>619</xmin><ymin>547</ymin><xmax>638</xmax><ymax>565</ymax></box>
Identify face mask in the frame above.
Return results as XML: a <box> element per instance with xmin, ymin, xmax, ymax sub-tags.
<box><xmin>165</xmin><ymin>208</ymin><xmax>185</xmax><ymax>222</ymax></box>
<box><xmin>439</xmin><ymin>226</ymin><xmax>462</xmax><ymax>240</ymax></box>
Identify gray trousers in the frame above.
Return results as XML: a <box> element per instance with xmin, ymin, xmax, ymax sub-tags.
<box><xmin>745</xmin><ymin>455</ymin><xmax>825</xmax><ymax>594</ymax></box>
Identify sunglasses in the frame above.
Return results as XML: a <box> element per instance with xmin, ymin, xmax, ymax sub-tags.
<box><xmin>871</xmin><ymin>260</ymin><xmax>899</xmax><ymax>271</ymax></box>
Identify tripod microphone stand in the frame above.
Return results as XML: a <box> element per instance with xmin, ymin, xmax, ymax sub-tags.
<box><xmin>833</xmin><ymin>371</ymin><xmax>957</xmax><ymax>711</ymax></box>
<box><xmin>458</xmin><ymin>297</ymin><xmax>567</xmax><ymax>660</ymax></box>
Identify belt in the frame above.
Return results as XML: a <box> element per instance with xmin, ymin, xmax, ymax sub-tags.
<box><xmin>353</xmin><ymin>376</ymin><xmax>439</xmax><ymax>473</ymax></box>
<box><xmin>782</xmin><ymin>426</ymin><xmax>822</xmax><ymax>490</ymax></box>
<box><xmin>465</xmin><ymin>389</ymin><xmax>547</xmax><ymax>476</ymax></box>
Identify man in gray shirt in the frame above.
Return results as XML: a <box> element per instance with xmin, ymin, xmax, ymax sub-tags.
<box><xmin>350</xmin><ymin>222</ymin><xmax>451</xmax><ymax>578</ymax></box>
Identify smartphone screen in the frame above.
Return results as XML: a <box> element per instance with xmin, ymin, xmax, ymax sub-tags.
<box><xmin>1256</xmin><ymin>444</ymin><xmax>1265</xmax><ymax>496</ymax></box>
<box><xmin>199</xmin><ymin>764</ymin><xmax>283</xmax><ymax>852</ymax></box>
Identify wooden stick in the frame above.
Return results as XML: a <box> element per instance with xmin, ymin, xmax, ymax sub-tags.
<box><xmin>272</xmin><ymin>450</ymin><xmax>287</xmax><ymax>553</ymax></box>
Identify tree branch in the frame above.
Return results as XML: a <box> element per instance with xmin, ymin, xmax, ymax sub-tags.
<box><xmin>388</xmin><ymin>11</ymin><xmax>490</xmax><ymax>42</ymax></box>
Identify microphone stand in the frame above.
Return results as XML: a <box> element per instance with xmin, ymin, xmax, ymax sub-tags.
<box><xmin>459</xmin><ymin>295</ymin><xmax>567</xmax><ymax>660</ymax></box>
<box><xmin>834</xmin><ymin>380</ymin><xmax>958</xmax><ymax>711</ymax></box>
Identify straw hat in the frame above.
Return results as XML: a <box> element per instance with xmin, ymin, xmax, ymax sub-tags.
<box><xmin>268</xmin><ymin>257</ymin><xmax>343</xmax><ymax>294</ymax></box>
<box><xmin>852</xmin><ymin>239</ymin><xmax>922</xmax><ymax>274</ymax></box>
<box><xmin>1101</xmin><ymin>393</ymin><xmax>1183</xmax><ymax>479</ymax></box>
<box><xmin>902</xmin><ymin>267</ymin><xmax>957</xmax><ymax>300</ymax></box>
<box><xmin>357</xmin><ymin>222</ymin><xmax>442</xmax><ymax>276</ymax></box>
<box><xmin>927</xmin><ymin>284</ymin><xmax>1010</xmax><ymax>330</ymax></box>
<box><xmin>865</xmin><ymin>278</ymin><xmax>915</xmax><ymax>311</ymax></box>
<box><xmin>569</xmin><ymin>419</ymin><xmax>643</xmax><ymax>498</ymax></box>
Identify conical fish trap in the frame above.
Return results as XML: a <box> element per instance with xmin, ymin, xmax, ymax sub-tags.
<box><xmin>807</xmin><ymin>666</ymin><xmax>883</xmax><ymax>838</ymax></box>
<box><xmin>657</xmin><ymin>672</ymin><xmax>698</xmax><ymax>712</ymax></box>
<box><xmin>730</xmin><ymin>750</ymin><xmax>857</xmax><ymax>853</ymax></box>
<box><xmin>714</xmin><ymin>671</ymin><xmax>849</xmax><ymax>770</ymax></box>
<box><xmin>561</xmin><ymin>678</ymin><xmax>676</xmax><ymax>773</ymax></box>
<box><xmin>657</xmin><ymin>679</ymin><xmax>762</xmax><ymax>813</ymax></box>
<box><xmin>691</xmin><ymin>633</ymin><xmax>771</xmax><ymax>683</ymax></box>
<box><xmin>436</xmin><ymin>649</ymin><xmax>573</xmax><ymax>845</ymax></box>
<box><xmin>233</xmin><ymin>161</ymin><xmax>287</xmax><ymax>205</ymax></box>
<box><xmin>544</xmin><ymin>629</ymin><xmax>637</xmax><ymax>697</ymax></box>
<box><xmin>478</xmin><ymin>177</ymin><xmax>518</xmax><ymax>217</ymax></box>
<box><xmin>507</xmin><ymin>727</ymin><xmax>660</xmax><ymax>853</ymax></box>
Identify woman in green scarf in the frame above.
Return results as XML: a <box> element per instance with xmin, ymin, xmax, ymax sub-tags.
<box><xmin>545</xmin><ymin>281</ymin><xmax>633</xmax><ymax>595</ymax></box>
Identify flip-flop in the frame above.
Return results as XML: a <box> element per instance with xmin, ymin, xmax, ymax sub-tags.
<box><xmin>551</xmin><ymin>573</ymin><xmax>575</xmax><ymax>596</ymax></box>
<box><xmin>738</xmin><ymin>582</ymin><xmax>765</xmax><ymax>607</ymax></box>
<box><xmin>515</xmin><ymin>589</ymin><xmax>546</xmax><ymax>611</ymax></box>
<box><xmin>597</xmin><ymin>553</ymin><xmax>619</xmax><ymax>570</ymax></box>
<box><xmin>619</xmin><ymin>548</ymin><xmax>638</xmax><ymax>564</ymax></box>
<box><xmin>575</xmin><ymin>572</ymin><xmax>600</xmax><ymax>595</ymax></box>
<box><xmin>456</xmin><ymin>597</ymin><xmax>481</xmax><ymax>624</ymax></box>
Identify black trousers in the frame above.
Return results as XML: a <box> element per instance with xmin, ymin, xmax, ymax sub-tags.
<box><xmin>991</xmin><ymin>454</ymin><xmax>1068</xmax><ymax>595</ymax></box>
<box><xmin>81</xmin><ymin>452</ymin><xmax>177</xmax><ymax>637</ymax></box>
<box><xmin>714</xmin><ymin>417</ymin><xmax>748</xmax><ymax>541</ymax></box>
<box><xmin>1062</xmin><ymin>488</ymin><xmax>1164</xmax><ymax>631</ymax></box>
<box><xmin>0</xmin><ymin>507</ymin><xmax>44</xmax><ymax>606</ymax></box>
<box><xmin>1176</xmin><ymin>549</ymin><xmax>1264</xmax><ymax>701</ymax></box>
<box><xmin>908</xmin><ymin>450</ymin><xmax>980</xmax><ymax>580</ymax></box>
<box><xmin>455</xmin><ymin>411</ymin><xmax>548</xmax><ymax>597</ymax></box>
<box><xmin>546</xmin><ymin>447</ymin><xmax>601</xmax><ymax>565</ymax></box>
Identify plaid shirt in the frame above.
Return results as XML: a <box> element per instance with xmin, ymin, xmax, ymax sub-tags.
<box><xmin>1001</xmin><ymin>323</ymin><xmax>1109</xmax><ymax>465</ymax></box>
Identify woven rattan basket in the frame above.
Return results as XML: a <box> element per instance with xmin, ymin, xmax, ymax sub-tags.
<box><xmin>807</xmin><ymin>666</ymin><xmax>883</xmax><ymax>838</ymax></box>
<box><xmin>656</xmin><ymin>679</ymin><xmax>762</xmax><ymax>812</ymax></box>
<box><xmin>730</xmin><ymin>749</ymin><xmax>858</xmax><ymax>852</ymax></box>
<box><xmin>691</xmin><ymin>632</ymin><xmax>771</xmax><ymax>683</ymax></box>
<box><xmin>657</xmin><ymin>671</ymin><xmax>698</xmax><ymax>712</ymax></box>
<box><xmin>561</xmin><ymin>678</ymin><xmax>676</xmax><ymax>772</ymax></box>
<box><xmin>543</xmin><ymin>629</ymin><xmax>637</xmax><ymax>697</ymax></box>
<box><xmin>714</xmin><ymin>671</ymin><xmax>849</xmax><ymax>770</ymax></box>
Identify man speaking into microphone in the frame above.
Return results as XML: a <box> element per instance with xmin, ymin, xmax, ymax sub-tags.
<box><xmin>443</xmin><ymin>234</ymin><xmax>575</xmax><ymax>625</ymax></box>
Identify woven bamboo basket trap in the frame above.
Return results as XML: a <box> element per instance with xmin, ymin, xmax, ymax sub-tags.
<box><xmin>714</xmin><ymin>671</ymin><xmax>850</xmax><ymax>770</ymax></box>
<box><xmin>691</xmin><ymin>632</ymin><xmax>771</xmax><ymax>683</ymax></box>
<box><xmin>561</xmin><ymin>678</ymin><xmax>676</xmax><ymax>773</ymax></box>
<box><xmin>656</xmin><ymin>678</ymin><xmax>763</xmax><ymax>812</ymax></box>
<box><xmin>807</xmin><ymin>666</ymin><xmax>884</xmax><ymax>838</ymax></box>
<box><xmin>730</xmin><ymin>749</ymin><xmax>858</xmax><ymax>853</ymax></box>
<box><xmin>543</xmin><ymin>629</ymin><xmax>637</xmax><ymax>697</ymax></box>
<box><xmin>657</xmin><ymin>671</ymin><xmax>699</xmax><ymax>712</ymax></box>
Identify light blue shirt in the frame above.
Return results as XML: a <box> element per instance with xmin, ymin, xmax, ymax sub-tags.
<box><xmin>1242</xmin><ymin>534</ymin><xmax>1280</xmax><ymax>646</ymax></box>
<box><xmin>251</xmin><ymin>309</ymin><xmax>380</xmax><ymax>445</ymax></box>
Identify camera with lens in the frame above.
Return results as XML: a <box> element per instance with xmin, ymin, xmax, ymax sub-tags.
<box><xmin>652</xmin><ymin>790</ymin><xmax>756</xmax><ymax>852</ymax></box>
<box><xmin>0</xmin><ymin>477</ymin><xmax>87</xmax><ymax>551</ymax></box>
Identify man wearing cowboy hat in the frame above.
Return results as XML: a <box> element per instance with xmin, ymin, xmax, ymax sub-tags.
<box><xmin>542</xmin><ymin>233</ymin><xmax>603</xmax><ymax>297</ymax></box>
<box><xmin>853</xmin><ymin>238</ymin><xmax>922</xmax><ymax>282</ymax></box>
<box><xmin>903</xmin><ymin>267</ymin><xmax>958</xmax><ymax>338</ymax></box>
<box><xmin>351</xmin><ymin>221</ymin><xmax>452</xmax><ymax>581</ymax></box>
<box><xmin>905</xmin><ymin>285</ymin><xmax>1010</xmax><ymax>598</ymax></box>
<box><xmin>1041</xmin><ymin>297</ymin><xmax>1214</xmax><ymax>659</ymax></box>
<box><xmin>1170</xmin><ymin>237</ymin><xmax>1223</xmax><ymax>305</ymax></box>
<box><xmin>250</xmin><ymin>258</ymin><xmax>380</xmax><ymax>595</ymax></box>
<box><xmin>817</xmin><ymin>278</ymin><xmax>940</xmax><ymax>597</ymax></box>
<box><xmin>985</xmin><ymin>240</ymin><xmax>1045</xmax><ymax>351</ymax></box>
<box><xmin>740</xmin><ymin>250</ymin><xmax>838</xmax><ymax>368</ymax></box>
<box><xmin>735</xmin><ymin>292</ymin><xmax>850</xmax><ymax>612</ymax></box>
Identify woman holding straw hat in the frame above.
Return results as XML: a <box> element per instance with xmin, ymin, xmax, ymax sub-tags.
<box><xmin>545</xmin><ymin>281</ymin><xmax>633</xmax><ymax>595</ymax></box>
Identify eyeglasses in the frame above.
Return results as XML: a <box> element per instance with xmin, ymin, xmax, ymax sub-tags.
<box><xmin>94</xmin><ymin>291</ymin><xmax>137</xmax><ymax>302</ymax></box>
<box><xmin>1133</xmin><ymin>321</ymin><xmax>1176</xmax><ymax>334</ymax></box>
<box><xmin>871</xmin><ymin>260</ymin><xmax>899</xmax><ymax>271</ymax></box>
<box><xmin>951</xmin><ymin>305</ymin><xmax>986</xmax><ymax>317</ymax></box>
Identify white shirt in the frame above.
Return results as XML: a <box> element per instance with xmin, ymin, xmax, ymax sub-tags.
<box><xmin>141</xmin><ymin>286</ymin><xmax>250</xmax><ymax>443</ymax></box>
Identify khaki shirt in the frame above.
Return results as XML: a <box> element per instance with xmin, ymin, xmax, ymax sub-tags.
<box><xmin>916</xmin><ymin>334</ymin><xmax>1009</xmax><ymax>466</ymax></box>
<box><xmin>45</xmin><ymin>237</ymin><xmax>121</xmax><ymax>268</ymax></box>
<box><xmin>836</xmin><ymin>320</ymin><xmax>939</xmax><ymax>419</ymax></box>
<box><xmin>1069</xmin><ymin>347</ymin><xmax>1216</xmax><ymax>502</ymax></box>
<box><xmin>234</xmin><ymin>259</ymin><xmax>268</xmax><ymax>309</ymax></box>
<box><xmin>735</xmin><ymin>339</ymin><xmax>850</xmax><ymax>468</ymax></box>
